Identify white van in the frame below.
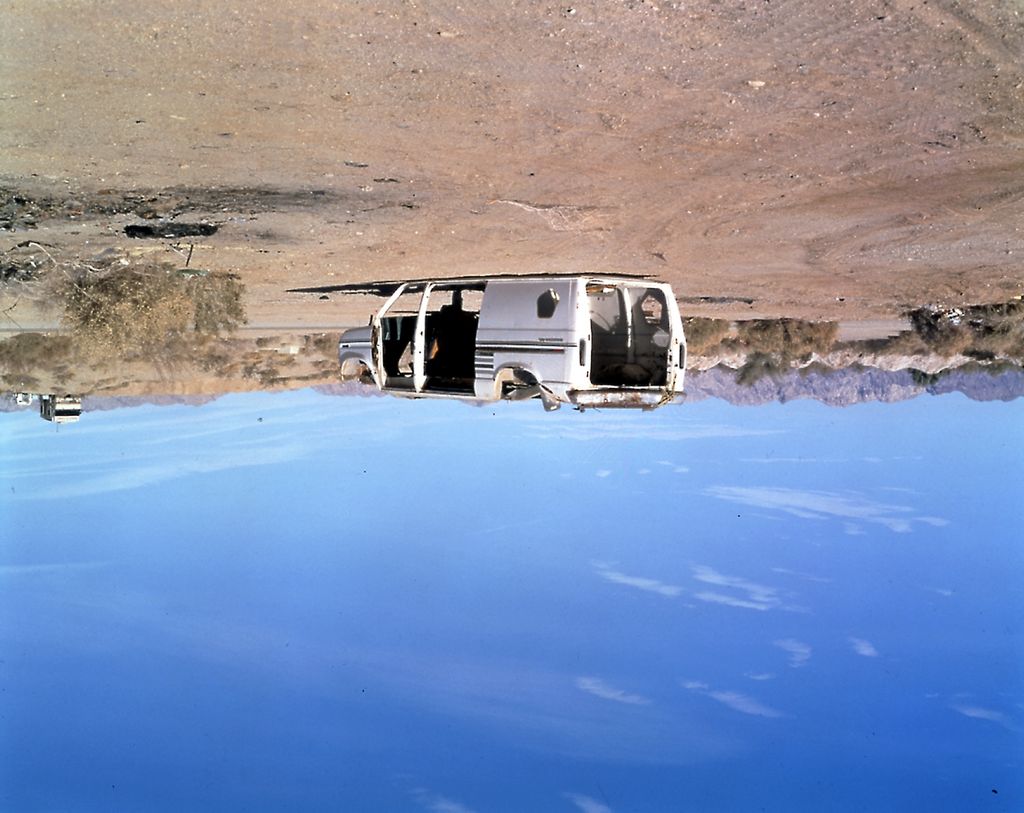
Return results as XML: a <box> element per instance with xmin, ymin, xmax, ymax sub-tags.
<box><xmin>338</xmin><ymin>276</ymin><xmax>686</xmax><ymax>410</ymax></box>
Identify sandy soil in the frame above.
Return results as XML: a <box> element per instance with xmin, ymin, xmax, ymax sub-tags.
<box><xmin>1</xmin><ymin>0</ymin><xmax>1023</xmax><ymax>328</ymax></box>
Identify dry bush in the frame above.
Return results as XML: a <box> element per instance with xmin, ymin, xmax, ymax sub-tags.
<box><xmin>189</xmin><ymin>272</ymin><xmax>246</xmax><ymax>333</ymax></box>
<box><xmin>724</xmin><ymin>319</ymin><xmax>838</xmax><ymax>386</ymax></box>
<box><xmin>735</xmin><ymin>352</ymin><xmax>790</xmax><ymax>386</ymax></box>
<box><xmin>731</xmin><ymin>319</ymin><xmax>838</xmax><ymax>359</ymax></box>
<box><xmin>59</xmin><ymin>263</ymin><xmax>245</xmax><ymax>356</ymax></box>
<box><xmin>0</xmin><ymin>333</ymin><xmax>73</xmax><ymax>375</ymax></box>
<box><xmin>61</xmin><ymin>268</ymin><xmax>193</xmax><ymax>354</ymax></box>
<box><xmin>305</xmin><ymin>332</ymin><xmax>340</xmax><ymax>355</ymax></box>
<box><xmin>907</xmin><ymin>302</ymin><xmax>1024</xmax><ymax>361</ymax></box>
<box><xmin>683</xmin><ymin>317</ymin><xmax>731</xmax><ymax>356</ymax></box>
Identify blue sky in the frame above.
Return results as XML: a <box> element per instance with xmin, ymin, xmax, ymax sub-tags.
<box><xmin>1</xmin><ymin>390</ymin><xmax>1022</xmax><ymax>811</ymax></box>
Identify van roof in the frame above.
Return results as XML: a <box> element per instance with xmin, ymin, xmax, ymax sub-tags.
<box><xmin>288</xmin><ymin>273</ymin><xmax>661</xmax><ymax>297</ymax></box>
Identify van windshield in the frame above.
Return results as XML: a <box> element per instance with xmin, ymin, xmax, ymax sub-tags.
<box><xmin>588</xmin><ymin>283</ymin><xmax>671</xmax><ymax>387</ymax></box>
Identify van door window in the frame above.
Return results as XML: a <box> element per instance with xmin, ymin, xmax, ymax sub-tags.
<box><xmin>628</xmin><ymin>287</ymin><xmax>670</xmax><ymax>386</ymax></box>
<box><xmin>423</xmin><ymin>287</ymin><xmax>482</xmax><ymax>393</ymax></box>
<box><xmin>588</xmin><ymin>284</ymin><xmax>669</xmax><ymax>387</ymax></box>
<box><xmin>380</xmin><ymin>289</ymin><xmax>424</xmax><ymax>383</ymax></box>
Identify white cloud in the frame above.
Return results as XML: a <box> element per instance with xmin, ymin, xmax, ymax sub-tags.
<box><xmin>412</xmin><ymin>789</ymin><xmax>477</xmax><ymax>813</ymax></box>
<box><xmin>691</xmin><ymin>565</ymin><xmax>783</xmax><ymax>611</ymax></box>
<box><xmin>771</xmin><ymin>567</ymin><xmax>831</xmax><ymax>584</ymax></box>
<box><xmin>576</xmin><ymin>677</ymin><xmax>650</xmax><ymax>706</ymax></box>
<box><xmin>693</xmin><ymin>592</ymin><xmax>773</xmax><ymax>611</ymax></box>
<box><xmin>0</xmin><ymin>561</ymin><xmax>109</xmax><ymax>576</ymax></box>
<box><xmin>519</xmin><ymin>417</ymin><xmax>782</xmax><ymax>443</ymax></box>
<box><xmin>683</xmin><ymin>681</ymin><xmax>784</xmax><ymax>718</ymax></box>
<box><xmin>740</xmin><ymin>457</ymin><xmax>845</xmax><ymax>465</ymax></box>
<box><xmin>592</xmin><ymin>562</ymin><xmax>683</xmax><ymax>598</ymax></box>
<box><xmin>705</xmin><ymin>486</ymin><xmax>944</xmax><ymax>533</ymax></box>
<box><xmin>563</xmin><ymin>792</ymin><xmax>612</xmax><ymax>813</ymax></box>
<box><xmin>774</xmin><ymin>638</ymin><xmax>812</xmax><ymax>668</ymax></box>
<box><xmin>849</xmin><ymin>637</ymin><xmax>879</xmax><ymax>657</ymax></box>
<box><xmin>707</xmin><ymin>690</ymin><xmax>784</xmax><ymax>718</ymax></box>
<box><xmin>745</xmin><ymin>673</ymin><xmax>775</xmax><ymax>681</ymax></box>
<box><xmin>595</xmin><ymin>469</ymin><xmax>612</xmax><ymax>478</ymax></box>
<box><xmin>16</xmin><ymin>443</ymin><xmax>304</xmax><ymax>500</ymax></box>
<box><xmin>951</xmin><ymin>705</ymin><xmax>1012</xmax><ymax>728</ymax></box>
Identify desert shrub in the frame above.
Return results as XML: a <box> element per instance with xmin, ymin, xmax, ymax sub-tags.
<box><xmin>907</xmin><ymin>302</ymin><xmax>1024</xmax><ymax>361</ymax></box>
<box><xmin>59</xmin><ymin>264</ymin><xmax>245</xmax><ymax>355</ymax></box>
<box><xmin>735</xmin><ymin>352</ymin><xmax>789</xmax><ymax>386</ymax></box>
<box><xmin>683</xmin><ymin>317</ymin><xmax>731</xmax><ymax>356</ymax></box>
<box><xmin>724</xmin><ymin>319</ymin><xmax>838</xmax><ymax>386</ymax></box>
<box><xmin>732</xmin><ymin>319</ymin><xmax>838</xmax><ymax>359</ymax></box>
<box><xmin>0</xmin><ymin>333</ymin><xmax>73</xmax><ymax>374</ymax></box>
<box><xmin>61</xmin><ymin>268</ymin><xmax>192</xmax><ymax>353</ymax></box>
<box><xmin>305</xmin><ymin>332</ymin><xmax>340</xmax><ymax>354</ymax></box>
<box><xmin>188</xmin><ymin>272</ymin><xmax>246</xmax><ymax>333</ymax></box>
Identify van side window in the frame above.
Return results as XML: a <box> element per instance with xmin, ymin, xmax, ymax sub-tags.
<box><xmin>537</xmin><ymin>288</ymin><xmax>560</xmax><ymax>319</ymax></box>
<box><xmin>639</xmin><ymin>291</ymin><xmax>667</xmax><ymax>327</ymax></box>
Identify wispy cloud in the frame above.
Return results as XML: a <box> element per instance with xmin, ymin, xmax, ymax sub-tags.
<box><xmin>693</xmin><ymin>592</ymin><xmax>774</xmax><ymax>611</ymax></box>
<box><xmin>707</xmin><ymin>690</ymin><xmax>784</xmax><ymax>718</ymax></box>
<box><xmin>691</xmin><ymin>565</ymin><xmax>786</xmax><ymax>611</ymax></box>
<box><xmin>849</xmin><ymin>637</ymin><xmax>879</xmax><ymax>657</ymax></box>
<box><xmin>14</xmin><ymin>443</ymin><xmax>305</xmax><ymax>501</ymax></box>
<box><xmin>593</xmin><ymin>561</ymin><xmax>683</xmax><ymax>598</ymax></box>
<box><xmin>745</xmin><ymin>672</ymin><xmax>775</xmax><ymax>681</ymax></box>
<box><xmin>412</xmin><ymin>788</ymin><xmax>477</xmax><ymax>813</ymax></box>
<box><xmin>683</xmin><ymin>681</ymin><xmax>784</xmax><ymax>718</ymax></box>
<box><xmin>740</xmin><ymin>457</ymin><xmax>846</xmax><ymax>465</ymax></box>
<box><xmin>576</xmin><ymin>677</ymin><xmax>650</xmax><ymax>706</ymax></box>
<box><xmin>0</xmin><ymin>561</ymin><xmax>109</xmax><ymax>576</ymax></box>
<box><xmin>563</xmin><ymin>792</ymin><xmax>612</xmax><ymax>813</ymax></box>
<box><xmin>951</xmin><ymin>705</ymin><xmax>1013</xmax><ymax>728</ymax></box>
<box><xmin>705</xmin><ymin>486</ymin><xmax>945</xmax><ymax>533</ymax></box>
<box><xmin>774</xmin><ymin>639</ymin><xmax>812</xmax><ymax>668</ymax></box>
<box><xmin>771</xmin><ymin>567</ymin><xmax>831</xmax><ymax>584</ymax></box>
<box><xmin>519</xmin><ymin>418</ymin><xmax>782</xmax><ymax>443</ymax></box>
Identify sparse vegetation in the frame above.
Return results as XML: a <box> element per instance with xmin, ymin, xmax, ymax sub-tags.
<box><xmin>735</xmin><ymin>352</ymin><xmax>789</xmax><ymax>386</ymax></box>
<box><xmin>683</xmin><ymin>317</ymin><xmax>731</xmax><ymax>356</ymax></box>
<box><xmin>730</xmin><ymin>319</ymin><xmax>838</xmax><ymax>359</ymax></box>
<box><xmin>188</xmin><ymin>272</ymin><xmax>246</xmax><ymax>334</ymax></box>
<box><xmin>59</xmin><ymin>260</ymin><xmax>245</xmax><ymax>355</ymax></box>
<box><xmin>691</xmin><ymin>318</ymin><xmax>841</xmax><ymax>386</ymax></box>
<box><xmin>906</xmin><ymin>302</ymin><xmax>1024</xmax><ymax>361</ymax></box>
<box><xmin>0</xmin><ymin>333</ymin><xmax>73</xmax><ymax>387</ymax></box>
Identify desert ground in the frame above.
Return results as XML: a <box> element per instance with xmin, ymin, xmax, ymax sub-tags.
<box><xmin>1</xmin><ymin>0</ymin><xmax>1022</xmax><ymax>334</ymax></box>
